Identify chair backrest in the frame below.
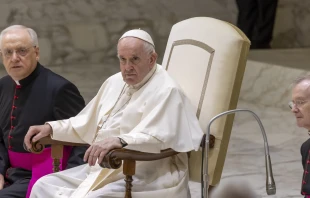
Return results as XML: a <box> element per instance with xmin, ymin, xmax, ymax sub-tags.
<box><xmin>162</xmin><ymin>17</ymin><xmax>250</xmax><ymax>186</ymax></box>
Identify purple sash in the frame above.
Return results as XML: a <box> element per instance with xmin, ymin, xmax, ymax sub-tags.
<box><xmin>8</xmin><ymin>146</ymin><xmax>72</xmax><ymax>198</ymax></box>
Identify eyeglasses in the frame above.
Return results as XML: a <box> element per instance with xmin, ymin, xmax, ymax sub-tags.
<box><xmin>0</xmin><ymin>46</ymin><xmax>36</xmax><ymax>58</ymax></box>
<box><xmin>288</xmin><ymin>100</ymin><xmax>308</xmax><ymax>109</ymax></box>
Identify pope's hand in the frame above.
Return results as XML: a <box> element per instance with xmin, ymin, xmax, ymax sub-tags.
<box><xmin>84</xmin><ymin>137</ymin><xmax>122</xmax><ymax>166</ymax></box>
<box><xmin>24</xmin><ymin>124</ymin><xmax>53</xmax><ymax>150</ymax></box>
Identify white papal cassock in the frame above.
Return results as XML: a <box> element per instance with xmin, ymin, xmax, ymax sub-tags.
<box><xmin>30</xmin><ymin>64</ymin><xmax>204</xmax><ymax>198</ymax></box>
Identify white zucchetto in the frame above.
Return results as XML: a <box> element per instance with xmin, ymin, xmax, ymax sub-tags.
<box><xmin>119</xmin><ymin>29</ymin><xmax>155</xmax><ymax>47</ymax></box>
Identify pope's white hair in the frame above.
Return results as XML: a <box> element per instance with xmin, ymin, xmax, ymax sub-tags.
<box><xmin>142</xmin><ymin>40</ymin><xmax>155</xmax><ymax>55</ymax></box>
<box><xmin>0</xmin><ymin>25</ymin><xmax>39</xmax><ymax>49</ymax></box>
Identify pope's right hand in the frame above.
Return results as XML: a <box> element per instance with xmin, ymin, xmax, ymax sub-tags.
<box><xmin>0</xmin><ymin>174</ymin><xmax>4</xmax><ymax>190</ymax></box>
<box><xmin>24</xmin><ymin>124</ymin><xmax>53</xmax><ymax>150</ymax></box>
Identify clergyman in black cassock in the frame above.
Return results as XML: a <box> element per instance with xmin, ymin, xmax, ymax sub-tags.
<box><xmin>301</xmin><ymin>138</ymin><xmax>310</xmax><ymax>197</ymax></box>
<box><xmin>0</xmin><ymin>25</ymin><xmax>87</xmax><ymax>198</ymax></box>
<box><xmin>290</xmin><ymin>76</ymin><xmax>310</xmax><ymax>197</ymax></box>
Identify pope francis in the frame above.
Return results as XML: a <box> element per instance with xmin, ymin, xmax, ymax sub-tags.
<box><xmin>24</xmin><ymin>29</ymin><xmax>204</xmax><ymax>198</ymax></box>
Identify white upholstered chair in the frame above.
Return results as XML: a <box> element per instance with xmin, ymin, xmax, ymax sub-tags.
<box><xmin>29</xmin><ymin>17</ymin><xmax>250</xmax><ymax>198</ymax></box>
<box><xmin>162</xmin><ymin>17</ymin><xmax>250</xmax><ymax>186</ymax></box>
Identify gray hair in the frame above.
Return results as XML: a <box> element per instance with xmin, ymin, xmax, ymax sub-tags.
<box><xmin>292</xmin><ymin>75</ymin><xmax>310</xmax><ymax>87</ymax></box>
<box><xmin>0</xmin><ymin>25</ymin><xmax>39</xmax><ymax>49</ymax></box>
<box><xmin>142</xmin><ymin>41</ymin><xmax>155</xmax><ymax>55</ymax></box>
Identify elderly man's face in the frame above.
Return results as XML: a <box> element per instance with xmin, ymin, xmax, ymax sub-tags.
<box><xmin>0</xmin><ymin>29</ymin><xmax>39</xmax><ymax>81</ymax></box>
<box><xmin>291</xmin><ymin>80</ymin><xmax>310</xmax><ymax>130</ymax></box>
<box><xmin>117</xmin><ymin>37</ymin><xmax>157</xmax><ymax>85</ymax></box>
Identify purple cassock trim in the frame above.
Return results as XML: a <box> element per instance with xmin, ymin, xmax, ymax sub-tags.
<box><xmin>8</xmin><ymin>150</ymin><xmax>32</xmax><ymax>171</ymax></box>
<box><xmin>8</xmin><ymin>146</ymin><xmax>72</xmax><ymax>198</ymax></box>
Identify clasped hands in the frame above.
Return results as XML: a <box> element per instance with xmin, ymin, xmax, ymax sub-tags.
<box><xmin>24</xmin><ymin>124</ymin><xmax>123</xmax><ymax>166</ymax></box>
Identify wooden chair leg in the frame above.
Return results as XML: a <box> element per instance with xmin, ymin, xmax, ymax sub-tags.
<box><xmin>51</xmin><ymin>145</ymin><xmax>63</xmax><ymax>173</ymax></box>
<box><xmin>52</xmin><ymin>158</ymin><xmax>60</xmax><ymax>172</ymax></box>
<box><xmin>123</xmin><ymin>160</ymin><xmax>136</xmax><ymax>198</ymax></box>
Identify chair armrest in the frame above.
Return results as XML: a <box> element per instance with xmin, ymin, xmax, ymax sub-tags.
<box><xmin>100</xmin><ymin>148</ymin><xmax>179</xmax><ymax>169</ymax></box>
<box><xmin>100</xmin><ymin>134</ymin><xmax>216</xmax><ymax>169</ymax></box>
<box><xmin>27</xmin><ymin>135</ymin><xmax>88</xmax><ymax>154</ymax></box>
<box><xmin>27</xmin><ymin>134</ymin><xmax>215</xmax><ymax>170</ymax></box>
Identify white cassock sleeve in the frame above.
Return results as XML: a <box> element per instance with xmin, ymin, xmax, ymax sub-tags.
<box><xmin>119</xmin><ymin>87</ymin><xmax>204</xmax><ymax>153</ymax></box>
<box><xmin>48</xmin><ymin>80</ymin><xmax>109</xmax><ymax>144</ymax></box>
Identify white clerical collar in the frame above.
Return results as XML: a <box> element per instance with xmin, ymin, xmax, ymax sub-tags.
<box><xmin>15</xmin><ymin>80</ymin><xmax>20</xmax><ymax>85</ymax></box>
<box><xmin>128</xmin><ymin>64</ymin><xmax>157</xmax><ymax>90</ymax></box>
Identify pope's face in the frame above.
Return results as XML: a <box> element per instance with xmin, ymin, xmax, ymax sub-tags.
<box><xmin>117</xmin><ymin>37</ymin><xmax>157</xmax><ymax>85</ymax></box>
<box><xmin>0</xmin><ymin>29</ymin><xmax>39</xmax><ymax>81</ymax></box>
<box><xmin>291</xmin><ymin>80</ymin><xmax>310</xmax><ymax>130</ymax></box>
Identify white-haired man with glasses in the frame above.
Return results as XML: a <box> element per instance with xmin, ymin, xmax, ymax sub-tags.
<box><xmin>0</xmin><ymin>25</ymin><xmax>87</xmax><ymax>198</ymax></box>
<box><xmin>290</xmin><ymin>75</ymin><xmax>310</xmax><ymax>197</ymax></box>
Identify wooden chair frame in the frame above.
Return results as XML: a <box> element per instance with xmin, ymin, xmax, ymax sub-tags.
<box><xmin>28</xmin><ymin>134</ymin><xmax>215</xmax><ymax>198</ymax></box>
